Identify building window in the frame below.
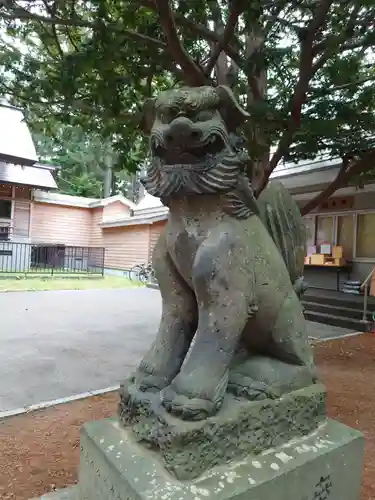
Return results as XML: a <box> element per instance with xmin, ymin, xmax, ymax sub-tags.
<box><xmin>316</xmin><ymin>216</ymin><xmax>334</xmax><ymax>247</ymax></box>
<box><xmin>0</xmin><ymin>199</ymin><xmax>11</xmax><ymax>219</ymax></box>
<box><xmin>304</xmin><ymin>211</ymin><xmax>375</xmax><ymax>261</ymax></box>
<box><xmin>356</xmin><ymin>214</ymin><xmax>375</xmax><ymax>258</ymax></box>
<box><xmin>304</xmin><ymin>218</ymin><xmax>315</xmax><ymax>247</ymax></box>
<box><xmin>337</xmin><ymin>215</ymin><xmax>355</xmax><ymax>260</ymax></box>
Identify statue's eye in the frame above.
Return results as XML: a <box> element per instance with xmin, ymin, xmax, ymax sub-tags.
<box><xmin>196</xmin><ymin>110</ymin><xmax>213</xmax><ymax>121</ymax></box>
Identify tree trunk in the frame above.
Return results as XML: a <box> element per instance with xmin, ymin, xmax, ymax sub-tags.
<box><xmin>103</xmin><ymin>165</ymin><xmax>112</xmax><ymax>198</ymax></box>
<box><xmin>244</xmin><ymin>20</ymin><xmax>269</xmax><ymax>188</ymax></box>
<box><xmin>208</xmin><ymin>2</ymin><xmax>231</xmax><ymax>86</ymax></box>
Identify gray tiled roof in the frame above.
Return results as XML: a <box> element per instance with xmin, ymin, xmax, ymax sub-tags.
<box><xmin>0</xmin><ymin>162</ymin><xmax>57</xmax><ymax>189</ymax></box>
<box><xmin>0</xmin><ymin>103</ymin><xmax>38</xmax><ymax>164</ymax></box>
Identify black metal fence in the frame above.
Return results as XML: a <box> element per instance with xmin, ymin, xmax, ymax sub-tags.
<box><xmin>0</xmin><ymin>242</ymin><xmax>105</xmax><ymax>275</ymax></box>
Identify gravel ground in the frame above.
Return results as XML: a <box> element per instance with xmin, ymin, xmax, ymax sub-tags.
<box><xmin>1</xmin><ymin>334</ymin><xmax>374</xmax><ymax>500</ymax></box>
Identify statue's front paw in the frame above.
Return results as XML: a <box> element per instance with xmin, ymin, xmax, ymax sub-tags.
<box><xmin>162</xmin><ymin>386</ymin><xmax>220</xmax><ymax>421</ymax></box>
<box><xmin>161</xmin><ymin>373</ymin><xmax>227</xmax><ymax>420</ymax></box>
<box><xmin>135</xmin><ymin>372</ymin><xmax>170</xmax><ymax>393</ymax></box>
<box><xmin>133</xmin><ymin>362</ymin><xmax>173</xmax><ymax>393</ymax></box>
<box><xmin>119</xmin><ymin>369</ymin><xmax>169</xmax><ymax>408</ymax></box>
<box><xmin>119</xmin><ymin>376</ymin><xmax>157</xmax><ymax>425</ymax></box>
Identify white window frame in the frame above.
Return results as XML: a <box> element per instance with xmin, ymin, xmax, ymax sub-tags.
<box><xmin>303</xmin><ymin>215</ymin><xmax>316</xmax><ymax>248</ymax></box>
<box><xmin>315</xmin><ymin>214</ymin><xmax>335</xmax><ymax>246</ymax></box>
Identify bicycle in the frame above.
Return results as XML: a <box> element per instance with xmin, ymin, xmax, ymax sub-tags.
<box><xmin>129</xmin><ymin>263</ymin><xmax>143</xmax><ymax>281</ymax></box>
<box><xmin>129</xmin><ymin>262</ymin><xmax>154</xmax><ymax>283</ymax></box>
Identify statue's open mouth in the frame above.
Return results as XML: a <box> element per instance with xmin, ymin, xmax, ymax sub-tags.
<box><xmin>152</xmin><ymin>134</ymin><xmax>226</xmax><ymax>166</ymax></box>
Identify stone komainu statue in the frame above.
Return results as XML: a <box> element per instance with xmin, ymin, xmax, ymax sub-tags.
<box><xmin>125</xmin><ymin>85</ymin><xmax>316</xmax><ymax>421</ymax></box>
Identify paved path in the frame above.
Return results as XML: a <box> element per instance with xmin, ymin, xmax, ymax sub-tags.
<box><xmin>0</xmin><ymin>288</ymin><xmax>160</xmax><ymax>412</ymax></box>
<box><xmin>0</xmin><ymin>288</ymin><xmax>356</xmax><ymax>412</ymax></box>
<box><xmin>307</xmin><ymin>322</ymin><xmax>358</xmax><ymax>340</ymax></box>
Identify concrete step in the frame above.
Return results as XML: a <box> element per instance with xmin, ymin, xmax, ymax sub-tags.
<box><xmin>302</xmin><ymin>300</ymin><xmax>371</xmax><ymax>321</ymax></box>
<box><xmin>304</xmin><ymin>310</ymin><xmax>369</xmax><ymax>332</ymax></box>
<box><xmin>303</xmin><ymin>291</ymin><xmax>375</xmax><ymax>311</ymax></box>
<box><xmin>30</xmin><ymin>485</ymin><xmax>77</xmax><ymax>500</ymax></box>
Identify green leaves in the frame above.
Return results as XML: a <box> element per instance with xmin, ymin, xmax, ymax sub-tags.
<box><xmin>32</xmin><ymin>124</ymin><xmax>137</xmax><ymax>198</ymax></box>
<box><xmin>0</xmin><ymin>0</ymin><xmax>374</xmax><ymax>192</ymax></box>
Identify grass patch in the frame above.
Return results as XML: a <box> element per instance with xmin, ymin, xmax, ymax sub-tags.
<box><xmin>0</xmin><ymin>275</ymin><xmax>142</xmax><ymax>292</ymax></box>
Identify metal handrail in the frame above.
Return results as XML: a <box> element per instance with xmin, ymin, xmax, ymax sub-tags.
<box><xmin>361</xmin><ymin>267</ymin><xmax>375</xmax><ymax>289</ymax></box>
<box><xmin>361</xmin><ymin>267</ymin><xmax>375</xmax><ymax>322</ymax></box>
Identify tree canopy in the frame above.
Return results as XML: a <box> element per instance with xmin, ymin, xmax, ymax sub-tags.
<box><xmin>32</xmin><ymin>123</ymin><xmax>137</xmax><ymax>198</ymax></box>
<box><xmin>1</xmin><ymin>0</ymin><xmax>375</xmax><ymax>212</ymax></box>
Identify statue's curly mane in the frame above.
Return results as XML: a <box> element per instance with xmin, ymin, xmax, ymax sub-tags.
<box><xmin>154</xmin><ymin>86</ymin><xmax>220</xmax><ymax>115</ymax></box>
<box><xmin>142</xmin><ymin>151</ymin><xmax>242</xmax><ymax>199</ymax></box>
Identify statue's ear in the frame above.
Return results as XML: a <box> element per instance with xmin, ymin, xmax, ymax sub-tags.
<box><xmin>216</xmin><ymin>85</ymin><xmax>250</xmax><ymax>132</ymax></box>
<box><xmin>139</xmin><ymin>98</ymin><xmax>156</xmax><ymax>135</ymax></box>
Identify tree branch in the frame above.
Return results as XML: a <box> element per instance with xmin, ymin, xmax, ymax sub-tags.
<box><xmin>264</xmin><ymin>15</ymin><xmax>304</xmax><ymax>35</ymax></box>
<box><xmin>65</xmin><ymin>27</ymin><xmax>80</xmax><ymax>52</ymax></box>
<box><xmin>184</xmin><ymin>17</ymin><xmax>242</xmax><ymax>67</ymax></box>
<box><xmin>308</xmin><ymin>74</ymin><xmax>375</xmax><ymax>96</ymax></box>
<box><xmin>301</xmin><ymin>149</ymin><xmax>375</xmax><ymax>215</ymax></box>
<box><xmin>0</xmin><ymin>7</ymin><xmax>85</xmax><ymax>26</ymax></box>
<box><xmin>3</xmin><ymin>1</ymin><xmax>243</xmax><ymax>73</ymax></box>
<box><xmin>255</xmin><ymin>0</ymin><xmax>334</xmax><ymax>197</ymax></box>
<box><xmin>159</xmin><ymin>55</ymin><xmax>186</xmax><ymax>82</ymax></box>
<box><xmin>313</xmin><ymin>8</ymin><xmax>375</xmax><ymax>55</ymax></box>
<box><xmin>140</xmin><ymin>0</ymin><xmax>242</xmax><ymax>67</ymax></box>
<box><xmin>314</xmin><ymin>35</ymin><xmax>375</xmax><ymax>55</ymax></box>
<box><xmin>204</xmin><ymin>0</ymin><xmax>244</xmax><ymax>77</ymax></box>
<box><xmin>146</xmin><ymin>71</ymin><xmax>153</xmax><ymax>97</ymax></box>
<box><xmin>2</xmin><ymin>3</ymin><xmax>185</xmax><ymax>96</ymax></box>
<box><xmin>312</xmin><ymin>5</ymin><xmax>362</xmax><ymax>72</ymax></box>
<box><xmin>34</xmin><ymin>20</ymin><xmax>61</xmax><ymax>60</ymax></box>
<box><xmin>154</xmin><ymin>0</ymin><xmax>207</xmax><ymax>86</ymax></box>
<box><xmin>0</xmin><ymin>8</ymin><xmax>167</xmax><ymax>48</ymax></box>
<box><xmin>41</xmin><ymin>0</ymin><xmax>64</xmax><ymax>58</ymax></box>
<box><xmin>244</xmin><ymin>25</ymin><xmax>265</xmax><ymax>103</ymax></box>
<box><xmin>205</xmin><ymin>0</ymin><xmax>226</xmax><ymax>85</ymax></box>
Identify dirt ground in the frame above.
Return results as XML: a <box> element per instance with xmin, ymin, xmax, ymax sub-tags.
<box><xmin>1</xmin><ymin>334</ymin><xmax>374</xmax><ymax>500</ymax></box>
<box><xmin>315</xmin><ymin>334</ymin><xmax>375</xmax><ymax>500</ymax></box>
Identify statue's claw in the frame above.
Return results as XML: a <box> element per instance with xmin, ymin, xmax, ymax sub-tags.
<box><xmin>227</xmin><ymin>373</ymin><xmax>279</xmax><ymax>400</ymax></box>
<box><xmin>161</xmin><ymin>371</ymin><xmax>228</xmax><ymax>420</ymax></box>
<box><xmin>119</xmin><ymin>371</ymin><xmax>169</xmax><ymax>408</ymax></box>
<box><xmin>119</xmin><ymin>378</ymin><xmax>147</xmax><ymax>414</ymax></box>
<box><xmin>161</xmin><ymin>386</ymin><xmax>222</xmax><ymax>421</ymax></box>
<box><xmin>135</xmin><ymin>372</ymin><xmax>171</xmax><ymax>393</ymax></box>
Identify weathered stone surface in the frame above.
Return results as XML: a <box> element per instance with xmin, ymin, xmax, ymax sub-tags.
<box><xmin>30</xmin><ymin>486</ymin><xmax>77</xmax><ymax>500</ymax></box>
<box><xmin>119</xmin><ymin>383</ymin><xmax>325</xmax><ymax>480</ymax></box>
<box><xmin>121</xmin><ymin>85</ymin><xmax>316</xmax><ymax>423</ymax></box>
<box><xmin>30</xmin><ymin>88</ymin><xmax>364</xmax><ymax>500</ymax></box>
<box><xmin>76</xmin><ymin>417</ymin><xmax>364</xmax><ymax>500</ymax></box>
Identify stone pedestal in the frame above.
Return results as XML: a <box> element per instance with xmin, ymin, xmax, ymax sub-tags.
<box><xmin>118</xmin><ymin>383</ymin><xmax>327</xmax><ymax>480</ymax></box>
<box><xmin>31</xmin><ymin>383</ymin><xmax>364</xmax><ymax>500</ymax></box>
<box><xmin>69</xmin><ymin>417</ymin><xmax>363</xmax><ymax>500</ymax></box>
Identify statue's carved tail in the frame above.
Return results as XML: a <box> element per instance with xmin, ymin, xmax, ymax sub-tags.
<box><xmin>256</xmin><ymin>181</ymin><xmax>307</xmax><ymax>300</ymax></box>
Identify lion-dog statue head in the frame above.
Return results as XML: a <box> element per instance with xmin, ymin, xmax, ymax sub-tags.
<box><xmin>140</xmin><ymin>85</ymin><xmax>250</xmax><ymax>199</ymax></box>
